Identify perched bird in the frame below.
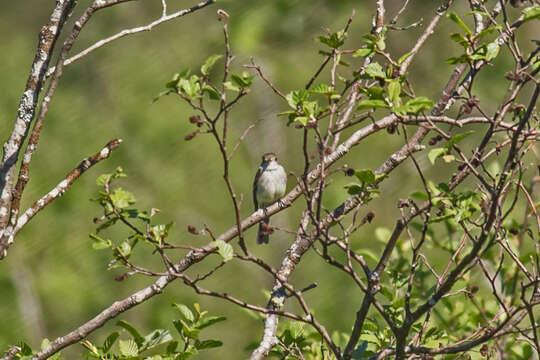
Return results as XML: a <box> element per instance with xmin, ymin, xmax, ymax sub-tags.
<box><xmin>253</xmin><ymin>153</ymin><xmax>287</xmax><ymax>244</ymax></box>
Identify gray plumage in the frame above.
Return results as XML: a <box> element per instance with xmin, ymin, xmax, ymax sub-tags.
<box><xmin>253</xmin><ymin>153</ymin><xmax>287</xmax><ymax>244</ymax></box>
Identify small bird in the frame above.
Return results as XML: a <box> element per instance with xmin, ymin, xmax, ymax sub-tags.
<box><xmin>253</xmin><ymin>153</ymin><xmax>287</xmax><ymax>244</ymax></box>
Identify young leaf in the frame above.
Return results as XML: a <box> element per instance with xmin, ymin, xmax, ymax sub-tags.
<box><xmin>231</xmin><ymin>72</ymin><xmax>253</xmax><ymax>88</ymax></box>
<box><xmin>428</xmin><ymin>148</ymin><xmax>447</xmax><ymax>165</ymax></box>
<box><xmin>223</xmin><ymin>81</ymin><xmax>240</xmax><ymax>92</ymax></box>
<box><xmin>180</xmin><ymin>320</ymin><xmax>201</xmax><ymax>339</ymax></box>
<box><xmin>294</xmin><ymin>116</ymin><xmax>309</xmax><ymax>126</ymax></box>
<box><xmin>404</xmin><ymin>96</ymin><xmax>433</xmax><ymax>114</ymax></box>
<box><xmin>364</xmin><ymin>62</ymin><xmax>386</xmax><ymax>79</ymax></box>
<box><xmin>522</xmin><ymin>5</ymin><xmax>540</xmax><ymax>23</ymax></box>
<box><xmin>387</xmin><ymin>80</ymin><xmax>401</xmax><ymax>106</ymax></box>
<box><xmin>485</xmin><ymin>42</ymin><xmax>500</xmax><ymax>61</ymax></box>
<box><xmin>355</xmin><ymin>169</ymin><xmax>376</xmax><ymax>186</ymax></box>
<box><xmin>215</xmin><ymin>240</ymin><xmax>233</xmax><ymax>262</ymax></box>
<box><xmin>173</xmin><ymin>304</ymin><xmax>195</xmax><ymax>323</ymax></box>
<box><xmin>119</xmin><ymin>339</ymin><xmax>139</xmax><ymax>357</ymax></box>
<box><xmin>196</xmin><ymin>315</ymin><xmax>227</xmax><ymax>330</ymax></box>
<box><xmin>101</xmin><ymin>332</ymin><xmax>120</xmax><ymax>353</ymax></box>
<box><xmin>110</xmin><ymin>188</ymin><xmax>136</xmax><ymax>209</ymax></box>
<box><xmin>141</xmin><ymin>329</ymin><xmax>173</xmax><ymax>351</ymax></box>
<box><xmin>318</xmin><ymin>31</ymin><xmax>345</xmax><ymax>49</ymax></box>
<box><xmin>357</xmin><ymin>99</ymin><xmax>389</xmax><ymax>111</ymax></box>
<box><xmin>397</xmin><ymin>52</ymin><xmax>412</xmax><ymax>65</ymax></box>
<box><xmin>195</xmin><ymin>340</ymin><xmax>223</xmax><ymax>349</ymax></box>
<box><xmin>89</xmin><ymin>233</ymin><xmax>112</xmax><ymax>250</ymax></box>
<box><xmin>201</xmin><ymin>55</ymin><xmax>222</xmax><ymax>76</ymax></box>
<box><xmin>447</xmin><ymin>12</ymin><xmax>472</xmax><ymax>35</ymax></box>
<box><xmin>353</xmin><ymin>47</ymin><xmax>373</xmax><ymax>58</ymax></box>
<box><xmin>116</xmin><ymin>320</ymin><xmax>145</xmax><ymax>346</ymax></box>
<box><xmin>445</xmin><ymin>130</ymin><xmax>474</xmax><ymax>149</ymax></box>
<box><xmin>345</xmin><ymin>183</ymin><xmax>363</xmax><ymax>195</ymax></box>
<box><xmin>202</xmin><ymin>85</ymin><xmax>220</xmax><ymax>100</ymax></box>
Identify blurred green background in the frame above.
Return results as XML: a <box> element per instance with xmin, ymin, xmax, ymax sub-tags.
<box><xmin>0</xmin><ymin>0</ymin><xmax>537</xmax><ymax>358</ymax></box>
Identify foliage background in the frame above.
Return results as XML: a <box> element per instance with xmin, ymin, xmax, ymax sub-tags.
<box><xmin>0</xmin><ymin>1</ymin><xmax>536</xmax><ymax>358</ymax></box>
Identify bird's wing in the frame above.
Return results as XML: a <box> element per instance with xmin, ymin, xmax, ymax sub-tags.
<box><xmin>253</xmin><ymin>166</ymin><xmax>262</xmax><ymax>210</ymax></box>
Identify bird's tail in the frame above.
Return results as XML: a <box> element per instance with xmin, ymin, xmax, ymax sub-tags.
<box><xmin>257</xmin><ymin>217</ymin><xmax>271</xmax><ymax>244</ymax></box>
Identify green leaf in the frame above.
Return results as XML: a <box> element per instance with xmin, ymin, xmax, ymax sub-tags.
<box><xmin>142</xmin><ymin>329</ymin><xmax>173</xmax><ymax>351</ymax></box>
<box><xmin>116</xmin><ymin>320</ymin><xmax>145</xmax><ymax>346</ymax></box>
<box><xmin>345</xmin><ymin>183</ymin><xmax>363</xmax><ymax>195</ymax></box>
<box><xmin>19</xmin><ymin>342</ymin><xmax>33</xmax><ymax>356</ymax></box>
<box><xmin>80</xmin><ymin>340</ymin><xmax>99</xmax><ymax>356</ymax></box>
<box><xmin>201</xmin><ymin>55</ymin><xmax>222</xmax><ymax>76</ymax></box>
<box><xmin>288</xmin><ymin>321</ymin><xmax>304</xmax><ymax>339</ymax></box>
<box><xmin>410</xmin><ymin>191</ymin><xmax>429</xmax><ymax>201</ymax></box>
<box><xmin>364</xmin><ymin>87</ymin><xmax>384</xmax><ymax>100</ymax></box>
<box><xmin>166</xmin><ymin>341</ymin><xmax>178</xmax><ymax>354</ymax></box>
<box><xmin>353</xmin><ymin>48</ymin><xmax>374</xmax><ymax>58</ymax></box>
<box><xmin>110</xmin><ymin>187</ymin><xmax>136</xmax><ymax>209</ymax></box>
<box><xmin>195</xmin><ymin>340</ymin><xmax>223</xmax><ymax>350</ymax></box>
<box><xmin>357</xmin><ymin>99</ymin><xmax>389</xmax><ymax>111</ymax></box>
<box><xmin>447</xmin><ymin>12</ymin><xmax>472</xmax><ymax>35</ymax></box>
<box><xmin>428</xmin><ymin>148</ymin><xmax>447</xmax><ymax>165</ymax></box>
<box><xmin>318</xmin><ymin>31</ymin><xmax>345</xmax><ymax>49</ymax></box>
<box><xmin>392</xmin><ymin>297</ymin><xmax>405</xmax><ymax>309</ymax></box>
<box><xmin>173</xmin><ymin>304</ymin><xmax>195</xmax><ymax>323</ymax></box>
<box><xmin>116</xmin><ymin>240</ymin><xmax>132</xmax><ymax>257</ymax></box>
<box><xmin>202</xmin><ymin>85</ymin><xmax>220</xmax><ymax>100</ymax></box>
<box><xmin>397</xmin><ymin>52</ymin><xmax>412</xmax><ymax>65</ymax></box>
<box><xmin>215</xmin><ymin>240</ymin><xmax>233</xmax><ymax>262</ymax></box>
<box><xmin>404</xmin><ymin>96</ymin><xmax>433</xmax><ymax>114</ymax></box>
<box><xmin>355</xmin><ymin>169</ymin><xmax>376</xmax><ymax>186</ymax></box>
<box><xmin>309</xmin><ymin>83</ymin><xmax>337</xmax><ymax>96</ymax></box>
<box><xmin>294</xmin><ymin>116</ymin><xmax>309</xmax><ymax>126</ymax></box>
<box><xmin>231</xmin><ymin>72</ymin><xmax>253</xmax><ymax>88</ymax></box>
<box><xmin>166</xmin><ymin>73</ymin><xmax>181</xmax><ymax>89</ymax></box>
<box><xmin>223</xmin><ymin>81</ymin><xmax>240</xmax><ymax>92</ymax></box>
<box><xmin>89</xmin><ymin>233</ymin><xmax>112</xmax><ymax>250</ymax></box>
<box><xmin>196</xmin><ymin>315</ymin><xmax>227</xmax><ymax>330</ymax></box>
<box><xmin>446</xmin><ymin>55</ymin><xmax>469</xmax><ymax>64</ymax></box>
<box><xmin>119</xmin><ymin>339</ymin><xmax>138</xmax><ymax>357</ymax></box>
<box><xmin>485</xmin><ymin>42</ymin><xmax>500</xmax><ymax>61</ymax></box>
<box><xmin>103</xmin><ymin>331</ymin><xmax>120</xmax><ymax>352</ymax></box>
<box><xmin>362</xmin><ymin>321</ymin><xmax>378</xmax><ymax>333</ymax></box>
<box><xmin>96</xmin><ymin>174</ymin><xmax>111</xmax><ymax>186</ymax></box>
<box><xmin>285</xmin><ymin>90</ymin><xmax>309</xmax><ymax>109</ymax></box>
<box><xmin>450</xmin><ymin>33</ymin><xmax>470</xmax><ymax>47</ymax></box>
<box><xmin>522</xmin><ymin>6</ymin><xmax>540</xmax><ymax>23</ymax></box>
<box><xmin>445</xmin><ymin>130</ymin><xmax>474</xmax><ymax>149</ymax></box>
<box><xmin>387</xmin><ymin>80</ymin><xmax>401</xmax><ymax>106</ymax></box>
<box><xmin>179</xmin><ymin>320</ymin><xmax>201</xmax><ymax>339</ymax></box>
<box><xmin>364</xmin><ymin>62</ymin><xmax>386</xmax><ymax>79</ymax></box>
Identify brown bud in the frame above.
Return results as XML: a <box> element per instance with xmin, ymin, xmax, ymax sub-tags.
<box><xmin>509</xmin><ymin>228</ymin><xmax>519</xmax><ymax>235</ymax></box>
<box><xmin>115</xmin><ymin>273</ymin><xmax>129</xmax><ymax>282</ymax></box>
<box><xmin>398</xmin><ymin>199</ymin><xmax>410</xmax><ymax>208</ymax></box>
<box><xmin>306</xmin><ymin>120</ymin><xmax>318</xmax><ymax>128</ymax></box>
<box><xmin>184</xmin><ymin>131</ymin><xmax>197</xmax><ymax>141</ymax></box>
<box><xmin>387</xmin><ymin>123</ymin><xmax>396</xmax><ymax>134</ymax></box>
<box><xmin>428</xmin><ymin>137</ymin><xmax>437</xmax><ymax>146</ymax></box>
<box><xmin>365</xmin><ymin>211</ymin><xmax>375</xmax><ymax>223</ymax></box>
<box><xmin>471</xmin><ymin>285</ymin><xmax>479</xmax><ymax>293</ymax></box>
<box><xmin>345</xmin><ymin>168</ymin><xmax>355</xmax><ymax>177</ymax></box>
<box><xmin>187</xmin><ymin>225</ymin><xmax>199</xmax><ymax>235</ymax></box>
<box><xmin>480</xmin><ymin>344</ymin><xmax>488</xmax><ymax>357</ymax></box>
